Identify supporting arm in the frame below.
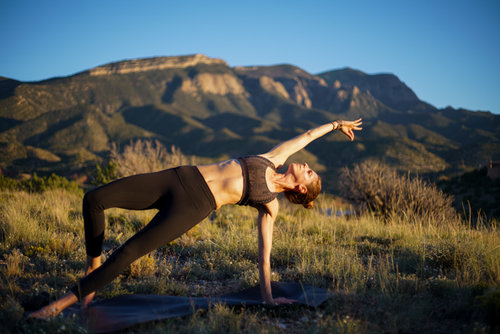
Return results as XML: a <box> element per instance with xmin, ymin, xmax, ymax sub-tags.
<box><xmin>257</xmin><ymin>199</ymin><xmax>296</xmax><ymax>305</ymax></box>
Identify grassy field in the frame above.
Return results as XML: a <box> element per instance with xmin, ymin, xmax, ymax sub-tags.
<box><xmin>0</xmin><ymin>188</ymin><xmax>498</xmax><ymax>333</ymax></box>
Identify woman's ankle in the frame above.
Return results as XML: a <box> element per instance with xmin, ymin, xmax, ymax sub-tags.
<box><xmin>86</xmin><ymin>255</ymin><xmax>101</xmax><ymax>273</ymax></box>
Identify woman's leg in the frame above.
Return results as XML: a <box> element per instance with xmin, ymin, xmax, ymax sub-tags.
<box><xmin>74</xmin><ymin>166</ymin><xmax>215</xmax><ymax>300</ymax></box>
<box><xmin>74</xmin><ymin>193</ymin><xmax>209</xmax><ymax>300</ymax></box>
<box><xmin>29</xmin><ymin>171</ymin><xmax>172</xmax><ymax>318</ymax></box>
<box><xmin>29</xmin><ymin>203</ymin><xmax>192</xmax><ymax>319</ymax></box>
<box><xmin>81</xmin><ymin>170</ymin><xmax>177</xmax><ymax>306</ymax></box>
<box><xmin>29</xmin><ymin>167</ymin><xmax>215</xmax><ymax>318</ymax></box>
<box><xmin>83</xmin><ymin>169</ymin><xmax>179</xmax><ymax>258</ymax></box>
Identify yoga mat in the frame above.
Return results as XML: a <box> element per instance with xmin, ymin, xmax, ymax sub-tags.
<box><xmin>64</xmin><ymin>282</ymin><xmax>329</xmax><ymax>333</ymax></box>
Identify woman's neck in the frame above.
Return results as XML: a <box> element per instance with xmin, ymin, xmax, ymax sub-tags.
<box><xmin>269</xmin><ymin>170</ymin><xmax>295</xmax><ymax>193</ymax></box>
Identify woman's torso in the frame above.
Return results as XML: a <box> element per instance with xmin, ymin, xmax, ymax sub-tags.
<box><xmin>196</xmin><ymin>156</ymin><xmax>276</xmax><ymax>209</ymax></box>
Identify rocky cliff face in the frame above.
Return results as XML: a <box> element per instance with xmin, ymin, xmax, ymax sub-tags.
<box><xmin>87</xmin><ymin>54</ymin><xmax>227</xmax><ymax>76</ymax></box>
<box><xmin>235</xmin><ymin>65</ymin><xmax>328</xmax><ymax>109</ymax></box>
<box><xmin>319</xmin><ymin>68</ymin><xmax>421</xmax><ymax>110</ymax></box>
<box><xmin>180</xmin><ymin>73</ymin><xmax>247</xmax><ymax>96</ymax></box>
<box><xmin>258</xmin><ymin>76</ymin><xmax>290</xmax><ymax>99</ymax></box>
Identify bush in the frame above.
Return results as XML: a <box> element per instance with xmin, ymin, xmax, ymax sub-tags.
<box><xmin>0</xmin><ymin>173</ymin><xmax>82</xmax><ymax>194</ymax></box>
<box><xmin>109</xmin><ymin>139</ymin><xmax>196</xmax><ymax>177</ymax></box>
<box><xmin>339</xmin><ymin>161</ymin><xmax>455</xmax><ymax>223</ymax></box>
<box><xmin>92</xmin><ymin>161</ymin><xmax>119</xmax><ymax>186</ymax></box>
<box><xmin>90</xmin><ymin>140</ymin><xmax>195</xmax><ymax>186</ymax></box>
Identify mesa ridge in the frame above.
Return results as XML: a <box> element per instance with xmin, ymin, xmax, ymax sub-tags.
<box><xmin>88</xmin><ymin>54</ymin><xmax>227</xmax><ymax>76</ymax></box>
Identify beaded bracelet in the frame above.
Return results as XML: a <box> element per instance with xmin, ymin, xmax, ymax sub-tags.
<box><xmin>331</xmin><ymin>120</ymin><xmax>343</xmax><ymax>130</ymax></box>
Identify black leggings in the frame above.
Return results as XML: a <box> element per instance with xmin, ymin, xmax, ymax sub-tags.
<box><xmin>71</xmin><ymin>166</ymin><xmax>216</xmax><ymax>300</ymax></box>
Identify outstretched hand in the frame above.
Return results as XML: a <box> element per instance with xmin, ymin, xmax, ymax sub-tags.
<box><xmin>338</xmin><ymin>118</ymin><xmax>363</xmax><ymax>141</ymax></box>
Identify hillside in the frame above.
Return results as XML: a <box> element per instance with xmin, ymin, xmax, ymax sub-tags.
<box><xmin>0</xmin><ymin>54</ymin><xmax>499</xmax><ymax>190</ymax></box>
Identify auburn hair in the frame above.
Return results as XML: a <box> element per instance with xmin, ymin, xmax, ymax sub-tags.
<box><xmin>284</xmin><ymin>174</ymin><xmax>322</xmax><ymax>209</ymax></box>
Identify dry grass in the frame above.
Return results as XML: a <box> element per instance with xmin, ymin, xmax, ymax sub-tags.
<box><xmin>0</xmin><ymin>189</ymin><xmax>83</xmax><ymax>252</ymax></box>
<box><xmin>0</xmin><ymin>189</ymin><xmax>498</xmax><ymax>332</ymax></box>
<box><xmin>129</xmin><ymin>252</ymin><xmax>157</xmax><ymax>278</ymax></box>
<box><xmin>1</xmin><ymin>144</ymin><xmax>497</xmax><ymax>332</ymax></box>
<box><xmin>2</xmin><ymin>249</ymin><xmax>27</xmax><ymax>278</ymax></box>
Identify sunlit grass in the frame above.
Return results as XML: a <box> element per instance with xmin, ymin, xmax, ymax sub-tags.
<box><xmin>0</xmin><ymin>190</ymin><xmax>498</xmax><ymax>333</ymax></box>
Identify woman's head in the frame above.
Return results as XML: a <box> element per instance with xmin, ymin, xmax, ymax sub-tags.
<box><xmin>284</xmin><ymin>163</ymin><xmax>322</xmax><ymax>209</ymax></box>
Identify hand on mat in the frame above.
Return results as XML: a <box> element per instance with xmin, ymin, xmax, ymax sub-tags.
<box><xmin>270</xmin><ymin>297</ymin><xmax>298</xmax><ymax>305</ymax></box>
<box><xmin>82</xmin><ymin>292</ymin><xmax>95</xmax><ymax>308</ymax></box>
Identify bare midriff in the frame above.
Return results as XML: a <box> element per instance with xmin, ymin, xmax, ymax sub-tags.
<box><xmin>196</xmin><ymin>159</ymin><xmax>244</xmax><ymax>209</ymax></box>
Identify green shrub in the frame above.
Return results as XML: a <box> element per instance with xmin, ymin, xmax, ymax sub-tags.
<box><xmin>92</xmin><ymin>161</ymin><xmax>119</xmax><ymax>186</ymax></box>
<box><xmin>0</xmin><ymin>173</ymin><xmax>82</xmax><ymax>194</ymax></box>
<box><xmin>339</xmin><ymin>161</ymin><xmax>455</xmax><ymax>223</ymax></box>
<box><xmin>0</xmin><ymin>176</ymin><xmax>19</xmax><ymax>190</ymax></box>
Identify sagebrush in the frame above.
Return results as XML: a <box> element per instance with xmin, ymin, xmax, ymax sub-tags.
<box><xmin>339</xmin><ymin>160</ymin><xmax>455</xmax><ymax>224</ymax></box>
<box><xmin>110</xmin><ymin>139</ymin><xmax>197</xmax><ymax>177</ymax></box>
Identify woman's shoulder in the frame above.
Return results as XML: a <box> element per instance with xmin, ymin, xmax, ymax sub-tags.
<box><xmin>254</xmin><ymin>197</ymin><xmax>280</xmax><ymax>217</ymax></box>
<box><xmin>238</xmin><ymin>155</ymin><xmax>278</xmax><ymax>170</ymax></box>
<box><xmin>256</xmin><ymin>154</ymin><xmax>281</xmax><ymax>169</ymax></box>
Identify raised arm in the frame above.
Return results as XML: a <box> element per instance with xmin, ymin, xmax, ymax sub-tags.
<box><xmin>261</xmin><ymin>118</ymin><xmax>362</xmax><ymax>168</ymax></box>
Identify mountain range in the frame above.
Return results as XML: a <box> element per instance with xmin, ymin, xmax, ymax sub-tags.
<box><xmin>1</xmin><ymin>54</ymin><xmax>499</xmax><ymax>190</ymax></box>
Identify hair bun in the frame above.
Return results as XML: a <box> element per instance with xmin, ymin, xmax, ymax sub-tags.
<box><xmin>303</xmin><ymin>201</ymin><xmax>314</xmax><ymax>209</ymax></box>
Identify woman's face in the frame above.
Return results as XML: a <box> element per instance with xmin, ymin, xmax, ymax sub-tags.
<box><xmin>287</xmin><ymin>163</ymin><xmax>318</xmax><ymax>186</ymax></box>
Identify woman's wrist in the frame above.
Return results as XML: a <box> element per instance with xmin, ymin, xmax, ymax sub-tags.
<box><xmin>331</xmin><ymin>120</ymin><xmax>343</xmax><ymax>131</ymax></box>
<box><xmin>263</xmin><ymin>296</ymin><xmax>275</xmax><ymax>305</ymax></box>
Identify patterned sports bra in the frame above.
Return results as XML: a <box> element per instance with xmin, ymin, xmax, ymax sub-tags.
<box><xmin>237</xmin><ymin>156</ymin><xmax>278</xmax><ymax>206</ymax></box>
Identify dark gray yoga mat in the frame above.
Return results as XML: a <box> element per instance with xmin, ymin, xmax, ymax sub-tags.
<box><xmin>64</xmin><ymin>282</ymin><xmax>329</xmax><ymax>333</ymax></box>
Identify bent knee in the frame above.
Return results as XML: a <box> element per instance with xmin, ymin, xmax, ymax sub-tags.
<box><xmin>83</xmin><ymin>189</ymin><xmax>103</xmax><ymax>210</ymax></box>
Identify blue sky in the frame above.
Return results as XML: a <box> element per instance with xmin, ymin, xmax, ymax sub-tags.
<box><xmin>1</xmin><ymin>0</ymin><xmax>499</xmax><ymax>114</ymax></box>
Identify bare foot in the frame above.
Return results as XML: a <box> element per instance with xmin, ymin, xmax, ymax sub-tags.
<box><xmin>28</xmin><ymin>292</ymin><xmax>78</xmax><ymax>319</ymax></box>
<box><xmin>27</xmin><ymin>304</ymin><xmax>61</xmax><ymax>319</ymax></box>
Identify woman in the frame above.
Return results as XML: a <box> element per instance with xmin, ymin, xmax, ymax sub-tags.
<box><xmin>29</xmin><ymin>118</ymin><xmax>362</xmax><ymax>318</ymax></box>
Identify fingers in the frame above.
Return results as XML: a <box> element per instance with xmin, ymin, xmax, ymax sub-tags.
<box><xmin>280</xmin><ymin>300</ymin><xmax>296</xmax><ymax>305</ymax></box>
<box><xmin>335</xmin><ymin>118</ymin><xmax>362</xmax><ymax>141</ymax></box>
<box><xmin>273</xmin><ymin>297</ymin><xmax>298</xmax><ymax>305</ymax></box>
<box><xmin>351</xmin><ymin>118</ymin><xmax>363</xmax><ymax>128</ymax></box>
<box><xmin>341</xmin><ymin>120</ymin><xmax>362</xmax><ymax>129</ymax></box>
